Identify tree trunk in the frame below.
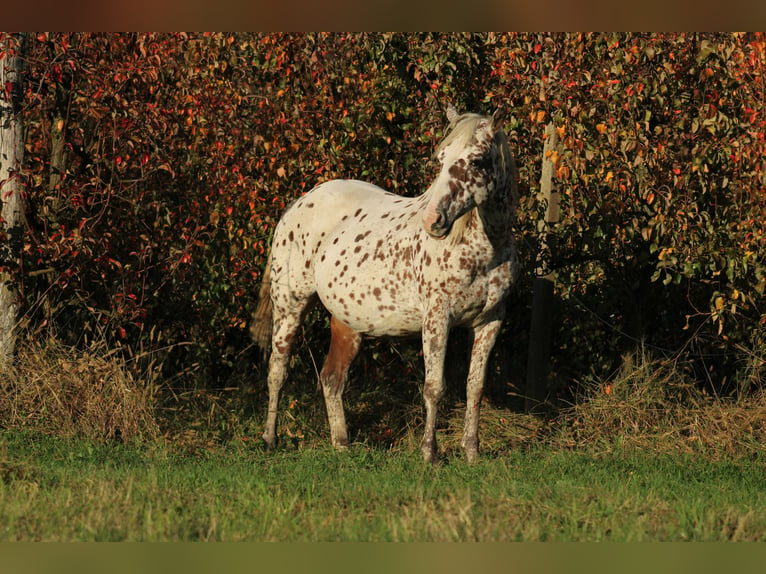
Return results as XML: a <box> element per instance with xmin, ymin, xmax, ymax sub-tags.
<box><xmin>0</xmin><ymin>33</ymin><xmax>26</xmax><ymax>366</ymax></box>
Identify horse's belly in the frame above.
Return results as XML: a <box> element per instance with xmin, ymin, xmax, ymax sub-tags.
<box><xmin>315</xmin><ymin>272</ymin><xmax>424</xmax><ymax>337</ymax></box>
<box><xmin>335</xmin><ymin>304</ymin><xmax>423</xmax><ymax>337</ymax></box>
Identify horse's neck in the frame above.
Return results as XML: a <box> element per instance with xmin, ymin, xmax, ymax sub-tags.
<box><xmin>475</xmin><ymin>193</ymin><xmax>514</xmax><ymax>249</ymax></box>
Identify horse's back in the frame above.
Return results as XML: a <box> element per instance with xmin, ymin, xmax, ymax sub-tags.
<box><xmin>271</xmin><ymin>179</ymin><xmax>425</xmax><ymax>335</ymax></box>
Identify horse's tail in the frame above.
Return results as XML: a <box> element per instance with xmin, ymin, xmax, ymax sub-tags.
<box><xmin>249</xmin><ymin>249</ymin><xmax>273</xmax><ymax>351</ymax></box>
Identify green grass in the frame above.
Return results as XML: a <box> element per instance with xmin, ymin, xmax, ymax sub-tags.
<box><xmin>2</xmin><ymin>430</ymin><xmax>766</xmax><ymax>541</ymax></box>
<box><xmin>3</xmin><ymin>340</ymin><xmax>766</xmax><ymax>542</ymax></box>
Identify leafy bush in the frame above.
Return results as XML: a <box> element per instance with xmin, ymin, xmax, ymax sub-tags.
<box><xmin>6</xmin><ymin>33</ymin><xmax>765</xmax><ymax>415</ymax></box>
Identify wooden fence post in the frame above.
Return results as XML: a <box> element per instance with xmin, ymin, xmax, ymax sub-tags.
<box><xmin>525</xmin><ymin>122</ymin><xmax>560</xmax><ymax>412</ymax></box>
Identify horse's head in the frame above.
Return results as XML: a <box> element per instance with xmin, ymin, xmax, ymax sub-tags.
<box><xmin>422</xmin><ymin>106</ymin><xmax>510</xmax><ymax>239</ymax></box>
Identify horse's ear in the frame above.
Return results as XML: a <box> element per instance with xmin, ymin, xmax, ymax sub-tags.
<box><xmin>446</xmin><ymin>104</ymin><xmax>460</xmax><ymax>125</ymax></box>
<box><xmin>491</xmin><ymin>108</ymin><xmax>506</xmax><ymax>131</ymax></box>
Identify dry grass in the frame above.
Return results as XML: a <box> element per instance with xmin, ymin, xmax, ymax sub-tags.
<box><xmin>551</xmin><ymin>344</ymin><xmax>766</xmax><ymax>460</ymax></box>
<box><xmin>436</xmin><ymin>343</ymin><xmax>766</xmax><ymax>462</ymax></box>
<box><xmin>0</xmin><ymin>338</ymin><xmax>159</xmax><ymax>442</ymax></box>
<box><xmin>2</xmin><ymin>335</ymin><xmax>765</xmax><ymax>463</ymax></box>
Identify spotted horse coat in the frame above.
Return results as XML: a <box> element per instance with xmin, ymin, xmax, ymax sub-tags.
<box><xmin>250</xmin><ymin>105</ymin><xmax>520</xmax><ymax>464</ymax></box>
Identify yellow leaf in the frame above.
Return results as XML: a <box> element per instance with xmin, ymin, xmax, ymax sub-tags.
<box><xmin>596</xmin><ymin>123</ymin><xmax>607</xmax><ymax>134</ymax></box>
<box><xmin>277</xmin><ymin>166</ymin><xmax>286</xmax><ymax>178</ymax></box>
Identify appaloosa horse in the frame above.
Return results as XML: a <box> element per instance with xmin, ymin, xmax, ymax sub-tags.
<box><xmin>250</xmin><ymin>105</ymin><xmax>520</xmax><ymax>463</ymax></box>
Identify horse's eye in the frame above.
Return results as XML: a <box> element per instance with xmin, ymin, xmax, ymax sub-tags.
<box><xmin>471</xmin><ymin>156</ymin><xmax>490</xmax><ymax>170</ymax></box>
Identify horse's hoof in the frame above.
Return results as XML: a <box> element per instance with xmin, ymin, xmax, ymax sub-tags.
<box><xmin>262</xmin><ymin>434</ymin><xmax>277</xmax><ymax>450</ymax></box>
<box><xmin>421</xmin><ymin>446</ymin><xmax>439</xmax><ymax>466</ymax></box>
<box><xmin>464</xmin><ymin>450</ymin><xmax>479</xmax><ymax>464</ymax></box>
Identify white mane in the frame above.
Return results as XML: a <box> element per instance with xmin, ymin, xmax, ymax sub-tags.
<box><xmin>429</xmin><ymin>112</ymin><xmax>515</xmax><ymax>246</ymax></box>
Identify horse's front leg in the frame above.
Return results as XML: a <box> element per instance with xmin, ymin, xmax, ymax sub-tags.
<box><xmin>461</xmin><ymin>317</ymin><xmax>502</xmax><ymax>463</ymax></box>
<box><xmin>420</xmin><ymin>302</ymin><xmax>450</xmax><ymax>465</ymax></box>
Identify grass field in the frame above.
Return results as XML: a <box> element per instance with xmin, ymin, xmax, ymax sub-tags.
<box><xmin>2</xmin><ymin>340</ymin><xmax>766</xmax><ymax>542</ymax></box>
<box><xmin>2</xmin><ymin>428</ymin><xmax>766</xmax><ymax>542</ymax></box>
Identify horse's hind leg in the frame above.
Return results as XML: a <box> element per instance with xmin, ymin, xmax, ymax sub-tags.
<box><xmin>320</xmin><ymin>316</ymin><xmax>361</xmax><ymax>449</ymax></box>
<box><xmin>262</xmin><ymin>296</ymin><xmax>315</xmax><ymax>449</ymax></box>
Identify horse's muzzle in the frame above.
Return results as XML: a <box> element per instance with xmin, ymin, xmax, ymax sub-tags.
<box><xmin>422</xmin><ymin>208</ymin><xmax>450</xmax><ymax>239</ymax></box>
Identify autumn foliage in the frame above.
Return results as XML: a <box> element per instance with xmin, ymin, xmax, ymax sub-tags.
<box><xmin>6</xmin><ymin>33</ymin><xmax>766</xmax><ymax>401</ymax></box>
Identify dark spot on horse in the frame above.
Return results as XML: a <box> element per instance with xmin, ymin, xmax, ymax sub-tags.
<box><xmin>449</xmin><ymin>159</ymin><xmax>467</xmax><ymax>180</ymax></box>
<box><xmin>358</xmin><ymin>253</ymin><xmax>369</xmax><ymax>266</ymax></box>
<box><xmin>424</xmin><ymin>254</ymin><xmax>432</xmax><ymax>266</ymax></box>
<box><xmin>307</xmin><ymin>202</ymin><xmax>314</xmax><ymax>208</ymax></box>
<box><xmin>288</xmin><ymin>231</ymin><xmax>294</xmax><ymax>241</ymax></box>
<box><xmin>354</xmin><ymin>245</ymin><xmax>361</xmax><ymax>253</ymax></box>
<box><xmin>381</xmin><ymin>212</ymin><xmax>390</xmax><ymax>219</ymax></box>
<box><xmin>354</xmin><ymin>230</ymin><xmax>371</xmax><ymax>242</ymax></box>
<box><xmin>321</xmin><ymin>254</ymin><xmax>326</xmax><ymax>261</ymax></box>
<box><xmin>360</xmin><ymin>213</ymin><xmax>367</xmax><ymax>222</ymax></box>
<box><xmin>305</xmin><ymin>260</ymin><xmax>311</xmax><ymax>269</ymax></box>
<box><xmin>340</xmin><ymin>249</ymin><xmax>346</xmax><ymax>256</ymax></box>
<box><xmin>335</xmin><ymin>260</ymin><xmax>341</xmax><ymax>267</ymax></box>
<box><xmin>373</xmin><ymin>287</ymin><xmax>381</xmax><ymax>300</ymax></box>
<box><xmin>354</xmin><ymin>208</ymin><xmax>363</xmax><ymax>217</ymax></box>
<box><xmin>333</xmin><ymin>237</ymin><xmax>339</xmax><ymax>244</ymax></box>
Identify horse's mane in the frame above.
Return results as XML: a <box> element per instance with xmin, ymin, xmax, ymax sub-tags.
<box><xmin>434</xmin><ymin>113</ymin><xmax>486</xmax><ymax>158</ymax></box>
<box><xmin>430</xmin><ymin>112</ymin><xmax>516</xmax><ymax>246</ymax></box>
